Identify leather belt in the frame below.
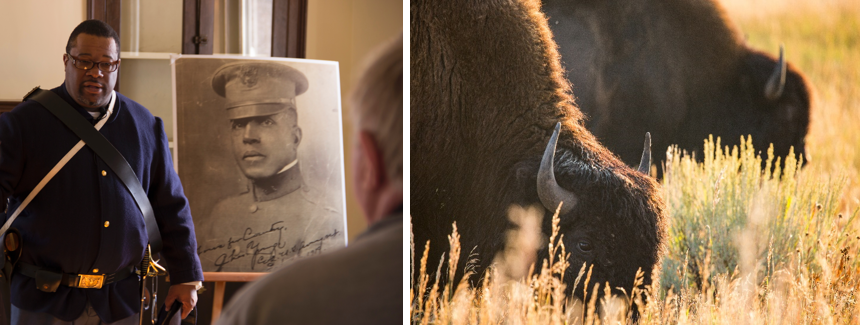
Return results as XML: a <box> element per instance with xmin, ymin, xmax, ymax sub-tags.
<box><xmin>16</xmin><ymin>262</ymin><xmax>136</xmax><ymax>290</ymax></box>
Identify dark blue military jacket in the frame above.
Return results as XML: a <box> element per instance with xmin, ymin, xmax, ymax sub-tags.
<box><xmin>0</xmin><ymin>84</ymin><xmax>203</xmax><ymax>322</ymax></box>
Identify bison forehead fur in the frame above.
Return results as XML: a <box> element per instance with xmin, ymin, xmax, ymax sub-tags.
<box><xmin>411</xmin><ymin>0</ymin><xmax>668</xmax><ymax>300</ymax></box>
<box><xmin>543</xmin><ymin>0</ymin><xmax>812</xmax><ymax>173</ymax></box>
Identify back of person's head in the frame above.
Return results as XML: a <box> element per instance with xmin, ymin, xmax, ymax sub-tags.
<box><xmin>351</xmin><ymin>34</ymin><xmax>403</xmax><ymax>182</ymax></box>
<box><xmin>66</xmin><ymin>19</ymin><xmax>121</xmax><ymax>53</ymax></box>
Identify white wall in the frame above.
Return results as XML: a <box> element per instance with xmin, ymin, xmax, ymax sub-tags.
<box><xmin>307</xmin><ymin>0</ymin><xmax>403</xmax><ymax>241</ymax></box>
<box><xmin>0</xmin><ymin>0</ymin><xmax>86</xmax><ymax>100</ymax></box>
<box><xmin>121</xmin><ymin>0</ymin><xmax>183</xmax><ymax>53</ymax></box>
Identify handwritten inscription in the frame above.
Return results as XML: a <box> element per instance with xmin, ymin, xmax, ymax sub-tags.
<box><xmin>198</xmin><ymin>221</ymin><xmax>341</xmax><ymax>271</ymax></box>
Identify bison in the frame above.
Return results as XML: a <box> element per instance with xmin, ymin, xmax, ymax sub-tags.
<box><xmin>411</xmin><ymin>0</ymin><xmax>668</xmax><ymax>304</ymax></box>
<box><xmin>542</xmin><ymin>0</ymin><xmax>812</xmax><ymax>174</ymax></box>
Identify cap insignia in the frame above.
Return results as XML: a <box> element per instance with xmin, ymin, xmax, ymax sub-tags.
<box><xmin>239</xmin><ymin>65</ymin><xmax>259</xmax><ymax>88</ymax></box>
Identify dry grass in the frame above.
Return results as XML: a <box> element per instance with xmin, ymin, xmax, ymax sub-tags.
<box><xmin>410</xmin><ymin>0</ymin><xmax>860</xmax><ymax>323</ymax></box>
<box><xmin>412</xmin><ymin>137</ymin><xmax>860</xmax><ymax>323</ymax></box>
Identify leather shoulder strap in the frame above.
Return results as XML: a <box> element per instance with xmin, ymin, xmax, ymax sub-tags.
<box><xmin>25</xmin><ymin>87</ymin><xmax>163</xmax><ymax>253</ymax></box>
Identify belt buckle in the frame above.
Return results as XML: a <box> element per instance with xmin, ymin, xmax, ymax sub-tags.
<box><xmin>78</xmin><ymin>274</ymin><xmax>105</xmax><ymax>289</ymax></box>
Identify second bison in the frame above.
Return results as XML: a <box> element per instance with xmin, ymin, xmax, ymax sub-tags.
<box><xmin>543</xmin><ymin>0</ymin><xmax>812</xmax><ymax>173</ymax></box>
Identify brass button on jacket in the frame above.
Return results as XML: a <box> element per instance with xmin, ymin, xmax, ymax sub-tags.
<box><xmin>101</xmin><ymin>170</ymin><xmax>107</xmax><ymax>176</ymax></box>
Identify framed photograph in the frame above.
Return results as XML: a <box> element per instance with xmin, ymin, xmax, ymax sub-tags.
<box><xmin>172</xmin><ymin>55</ymin><xmax>347</xmax><ymax>272</ymax></box>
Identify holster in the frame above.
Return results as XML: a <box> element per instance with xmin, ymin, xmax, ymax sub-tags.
<box><xmin>0</xmin><ymin>228</ymin><xmax>22</xmax><ymax>285</ymax></box>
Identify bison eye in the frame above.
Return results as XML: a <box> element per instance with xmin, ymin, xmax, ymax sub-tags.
<box><xmin>577</xmin><ymin>241</ymin><xmax>593</xmax><ymax>253</ymax></box>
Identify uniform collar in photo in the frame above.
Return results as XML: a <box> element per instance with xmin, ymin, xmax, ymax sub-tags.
<box><xmin>251</xmin><ymin>159</ymin><xmax>303</xmax><ymax>202</ymax></box>
<box><xmin>276</xmin><ymin>159</ymin><xmax>298</xmax><ymax>175</ymax></box>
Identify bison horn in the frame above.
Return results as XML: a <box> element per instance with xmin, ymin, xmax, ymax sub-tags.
<box><xmin>764</xmin><ymin>44</ymin><xmax>786</xmax><ymax>101</ymax></box>
<box><xmin>638</xmin><ymin>132</ymin><xmax>651</xmax><ymax>175</ymax></box>
<box><xmin>537</xmin><ymin>122</ymin><xmax>578</xmax><ymax>215</ymax></box>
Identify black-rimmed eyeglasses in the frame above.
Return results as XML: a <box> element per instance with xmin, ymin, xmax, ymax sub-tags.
<box><xmin>66</xmin><ymin>53</ymin><xmax>120</xmax><ymax>72</ymax></box>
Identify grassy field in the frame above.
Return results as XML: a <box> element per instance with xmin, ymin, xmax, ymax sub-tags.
<box><xmin>411</xmin><ymin>0</ymin><xmax>860</xmax><ymax>323</ymax></box>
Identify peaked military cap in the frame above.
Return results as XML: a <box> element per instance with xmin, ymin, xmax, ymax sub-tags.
<box><xmin>211</xmin><ymin>61</ymin><xmax>309</xmax><ymax>119</ymax></box>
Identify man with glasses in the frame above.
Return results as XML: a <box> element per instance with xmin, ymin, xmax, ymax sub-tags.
<box><xmin>0</xmin><ymin>20</ymin><xmax>202</xmax><ymax>324</ymax></box>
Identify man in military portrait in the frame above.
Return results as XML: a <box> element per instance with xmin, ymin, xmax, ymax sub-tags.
<box><xmin>193</xmin><ymin>61</ymin><xmax>346</xmax><ymax>272</ymax></box>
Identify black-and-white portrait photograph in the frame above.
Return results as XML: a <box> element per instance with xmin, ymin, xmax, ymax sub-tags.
<box><xmin>172</xmin><ymin>56</ymin><xmax>347</xmax><ymax>272</ymax></box>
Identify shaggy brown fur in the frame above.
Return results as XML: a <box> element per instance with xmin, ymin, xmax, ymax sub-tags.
<box><xmin>411</xmin><ymin>0</ymin><xmax>669</xmax><ymax>304</ymax></box>
<box><xmin>543</xmin><ymin>0</ymin><xmax>812</xmax><ymax>173</ymax></box>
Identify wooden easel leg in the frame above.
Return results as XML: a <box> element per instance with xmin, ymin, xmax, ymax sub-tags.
<box><xmin>202</xmin><ymin>272</ymin><xmax>266</xmax><ymax>323</ymax></box>
<box><xmin>212</xmin><ymin>281</ymin><xmax>226</xmax><ymax>323</ymax></box>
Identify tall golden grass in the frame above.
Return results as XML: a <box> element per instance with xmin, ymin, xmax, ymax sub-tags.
<box><xmin>412</xmin><ymin>138</ymin><xmax>859</xmax><ymax>324</ymax></box>
<box><xmin>410</xmin><ymin>0</ymin><xmax>860</xmax><ymax>323</ymax></box>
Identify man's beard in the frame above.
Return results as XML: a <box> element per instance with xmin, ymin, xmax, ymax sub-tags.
<box><xmin>77</xmin><ymin>81</ymin><xmax>109</xmax><ymax>108</ymax></box>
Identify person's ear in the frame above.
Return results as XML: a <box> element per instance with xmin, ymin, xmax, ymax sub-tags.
<box><xmin>63</xmin><ymin>53</ymin><xmax>69</xmax><ymax>67</ymax></box>
<box><xmin>293</xmin><ymin>126</ymin><xmax>302</xmax><ymax>146</ymax></box>
<box><xmin>357</xmin><ymin>131</ymin><xmax>384</xmax><ymax>190</ymax></box>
